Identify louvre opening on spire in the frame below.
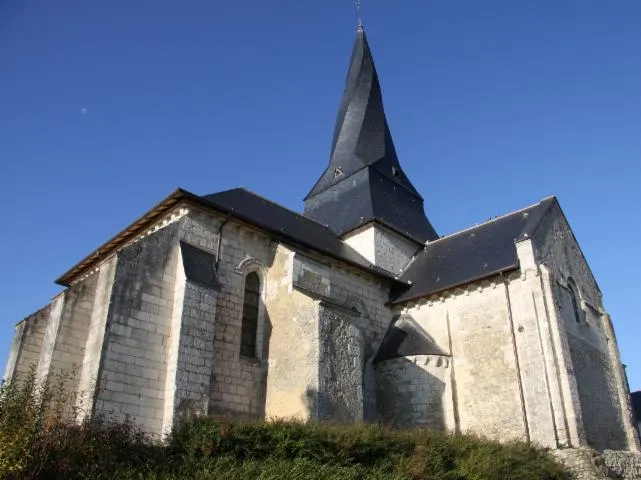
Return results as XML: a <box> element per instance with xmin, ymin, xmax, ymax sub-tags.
<box><xmin>304</xmin><ymin>28</ymin><xmax>438</xmax><ymax>243</ymax></box>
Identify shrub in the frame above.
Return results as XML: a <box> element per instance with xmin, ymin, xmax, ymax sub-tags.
<box><xmin>0</xmin><ymin>367</ymin><xmax>161</xmax><ymax>479</ymax></box>
<box><xmin>168</xmin><ymin>417</ymin><xmax>567</xmax><ymax>480</ymax></box>
<box><xmin>0</xmin><ymin>368</ymin><xmax>568</xmax><ymax>479</ymax></box>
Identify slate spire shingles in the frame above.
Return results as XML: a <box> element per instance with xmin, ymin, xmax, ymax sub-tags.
<box><xmin>303</xmin><ymin>27</ymin><xmax>438</xmax><ymax>243</ymax></box>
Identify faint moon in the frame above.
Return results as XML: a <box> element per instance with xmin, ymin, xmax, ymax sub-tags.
<box><xmin>81</xmin><ymin>107</ymin><xmax>88</xmax><ymax>114</ymax></box>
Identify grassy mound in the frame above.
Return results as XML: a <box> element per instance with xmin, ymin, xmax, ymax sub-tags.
<box><xmin>0</xmin><ymin>370</ymin><xmax>567</xmax><ymax>479</ymax></box>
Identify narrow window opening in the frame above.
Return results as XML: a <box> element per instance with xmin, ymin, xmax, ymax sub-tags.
<box><xmin>334</xmin><ymin>167</ymin><xmax>343</xmax><ymax>178</ymax></box>
<box><xmin>568</xmin><ymin>279</ymin><xmax>583</xmax><ymax>323</ymax></box>
<box><xmin>240</xmin><ymin>272</ymin><xmax>260</xmax><ymax>358</ymax></box>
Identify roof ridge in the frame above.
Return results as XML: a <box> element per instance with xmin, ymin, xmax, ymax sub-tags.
<box><xmin>424</xmin><ymin>197</ymin><xmax>552</xmax><ymax>247</ymax></box>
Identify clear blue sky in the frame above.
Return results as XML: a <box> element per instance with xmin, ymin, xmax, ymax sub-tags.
<box><xmin>1</xmin><ymin>1</ymin><xmax>640</xmax><ymax>391</ymax></box>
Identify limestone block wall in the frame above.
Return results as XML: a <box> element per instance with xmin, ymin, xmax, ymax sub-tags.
<box><xmin>560</xmin><ymin>288</ymin><xmax>625</xmax><ymax>450</ymax></box>
<box><xmin>446</xmin><ymin>280</ymin><xmax>527</xmax><ymax>441</ymax></box>
<box><xmin>93</xmin><ymin>222</ymin><xmax>182</xmax><ymax>433</ymax></box>
<box><xmin>40</xmin><ymin>275</ymin><xmax>99</xmax><ymax>398</ymax></box>
<box><xmin>506</xmin><ymin>242</ymin><xmax>565</xmax><ymax>449</ymax></box>
<box><xmin>533</xmin><ymin>206</ymin><xmax>639</xmax><ymax>451</ymax></box>
<box><xmin>163</xmin><ymin>272</ymin><xmax>217</xmax><ymax>431</ymax></box>
<box><xmin>73</xmin><ymin>209</ymin><xmax>220</xmax><ymax>435</ymax></box>
<box><xmin>342</xmin><ymin>223</ymin><xmax>420</xmax><ymax>274</ymax></box>
<box><xmin>35</xmin><ymin>295</ymin><xmax>64</xmax><ymax>383</ymax></box>
<box><xmin>376</xmin><ymin>354</ymin><xmax>451</xmax><ymax>429</ymax></box>
<box><xmin>394</xmin><ymin>220</ymin><xmax>639</xmax><ymax>451</ymax></box>
<box><xmin>264</xmin><ymin>244</ymin><xmax>392</xmax><ymax>422</ymax></box>
<box><xmin>182</xmin><ymin>209</ymin><xmax>273</xmax><ymax>419</ymax></box>
<box><xmin>76</xmin><ymin>258</ymin><xmax>117</xmax><ymax>417</ymax></box>
<box><xmin>398</xmin><ymin>274</ymin><xmax>539</xmax><ymax>444</ymax></box>
<box><xmin>264</xmin><ymin>246</ymin><xmax>319</xmax><ymax>420</ymax></box>
<box><xmin>5</xmin><ymin>200</ymin><xmax>396</xmax><ymax>434</ymax></box>
<box><xmin>266</xmin><ymin>245</ymin><xmax>393</xmax><ymax>422</ymax></box>
<box><xmin>4</xmin><ymin>304</ymin><xmax>50</xmax><ymax>382</ymax></box>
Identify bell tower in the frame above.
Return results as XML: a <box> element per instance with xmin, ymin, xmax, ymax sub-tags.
<box><xmin>303</xmin><ymin>26</ymin><xmax>438</xmax><ymax>273</ymax></box>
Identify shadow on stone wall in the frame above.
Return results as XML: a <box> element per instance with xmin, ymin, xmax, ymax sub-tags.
<box><xmin>568</xmin><ymin>334</ymin><xmax>628</xmax><ymax>451</ymax></box>
<box><xmin>254</xmin><ymin>307</ymin><xmax>272</xmax><ymax>420</ymax></box>
<box><xmin>376</xmin><ymin>355</ymin><xmax>447</xmax><ymax>430</ymax></box>
<box><xmin>108</xmin><ymin>222</ymin><xmax>183</xmax><ymax>324</ymax></box>
<box><xmin>375</xmin><ymin>314</ymin><xmax>446</xmax><ymax>363</ymax></box>
<box><xmin>303</xmin><ymin>386</ymin><xmax>353</xmax><ymax>424</ymax></box>
<box><xmin>374</xmin><ymin>314</ymin><xmax>449</xmax><ymax>430</ymax></box>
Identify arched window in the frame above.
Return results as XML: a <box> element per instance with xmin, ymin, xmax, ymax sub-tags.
<box><xmin>240</xmin><ymin>272</ymin><xmax>260</xmax><ymax>358</ymax></box>
<box><xmin>568</xmin><ymin>278</ymin><xmax>582</xmax><ymax>323</ymax></box>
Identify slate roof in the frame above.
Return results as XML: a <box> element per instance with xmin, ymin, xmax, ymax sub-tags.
<box><xmin>200</xmin><ymin>188</ymin><xmax>402</xmax><ymax>283</ymax></box>
<box><xmin>391</xmin><ymin>197</ymin><xmax>557</xmax><ymax>304</ymax></box>
<box><xmin>303</xmin><ymin>27</ymin><xmax>438</xmax><ymax>243</ymax></box>
<box><xmin>57</xmin><ymin>187</ymin><xmax>406</xmax><ymax>287</ymax></box>
<box><xmin>179</xmin><ymin>241</ymin><xmax>220</xmax><ymax>289</ymax></box>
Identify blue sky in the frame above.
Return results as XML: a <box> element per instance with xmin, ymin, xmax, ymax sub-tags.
<box><xmin>1</xmin><ymin>1</ymin><xmax>640</xmax><ymax>391</ymax></box>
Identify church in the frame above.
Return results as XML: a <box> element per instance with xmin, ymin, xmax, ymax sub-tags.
<box><xmin>4</xmin><ymin>25</ymin><xmax>640</xmax><ymax>452</ymax></box>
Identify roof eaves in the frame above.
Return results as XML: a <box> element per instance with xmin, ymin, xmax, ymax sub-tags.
<box><xmin>196</xmin><ymin>195</ymin><xmax>407</xmax><ymax>285</ymax></box>
<box><xmin>55</xmin><ymin>189</ymin><xmax>190</xmax><ymax>286</ymax></box>
<box><xmin>389</xmin><ymin>263</ymin><xmax>520</xmax><ymax>306</ymax></box>
<box><xmin>56</xmin><ymin>187</ymin><xmax>409</xmax><ymax>288</ymax></box>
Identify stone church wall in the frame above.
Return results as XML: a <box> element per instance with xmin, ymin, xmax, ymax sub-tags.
<box><xmin>266</xmin><ymin>247</ymin><xmax>393</xmax><ymax>421</ymax></box>
<box><xmin>446</xmin><ymin>279</ymin><xmax>527</xmax><ymax>441</ymax></box>
<box><xmin>163</xmin><ymin>256</ymin><xmax>218</xmax><ymax>431</ymax></box>
<box><xmin>263</xmin><ymin>246</ymin><xmax>319</xmax><ymax>420</ymax></box>
<box><xmin>80</xmin><ymin>213</ymin><xmax>220</xmax><ymax>434</ymax></box>
<box><xmin>326</xmin><ymin>258</ymin><xmax>395</xmax><ymax>420</ymax></box>
<box><xmin>92</xmin><ymin>222</ymin><xmax>183</xmax><ymax>433</ymax></box>
<box><xmin>397</xmin><ymin>269</ymin><xmax>561</xmax><ymax>445</ymax></box>
<box><xmin>4</xmin><ymin>304</ymin><xmax>50</xmax><ymax>382</ymax></box>
<box><xmin>505</xmin><ymin>243</ymin><xmax>564</xmax><ymax>449</ymax></box>
<box><xmin>376</xmin><ymin>354</ymin><xmax>450</xmax><ymax>429</ymax></box>
<box><xmin>184</xmin><ymin>209</ymin><xmax>394</xmax><ymax>423</ymax></box>
<box><xmin>183</xmin><ymin>208</ymin><xmax>273</xmax><ymax>420</ymax></box>
<box><xmin>372</xmin><ymin>225</ymin><xmax>421</xmax><ymax>274</ymax></box>
<box><xmin>40</xmin><ymin>275</ymin><xmax>98</xmax><ymax>398</ymax></box>
<box><xmin>317</xmin><ymin>304</ymin><xmax>364</xmax><ymax>421</ymax></box>
<box><xmin>342</xmin><ymin>223</ymin><xmax>420</xmax><ymax>275</ymax></box>
<box><xmin>35</xmin><ymin>295</ymin><xmax>64</xmax><ymax>383</ymax></box>
<box><xmin>76</xmin><ymin>257</ymin><xmax>117</xmax><ymax>418</ymax></box>
<box><xmin>533</xmin><ymin>206</ymin><xmax>639</xmax><ymax>451</ymax></box>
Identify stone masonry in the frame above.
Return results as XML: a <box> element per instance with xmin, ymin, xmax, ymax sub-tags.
<box><xmin>3</xmin><ymin>25</ymin><xmax>639</xmax><ymax>460</ymax></box>
<box><xmin>5</xmin><ymin>197</ymin><xmax>639</xmax><ymax>455</ymax></box>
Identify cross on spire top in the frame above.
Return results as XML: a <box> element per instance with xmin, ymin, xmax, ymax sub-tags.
<box><xmin>355</xmin><ymin>0</ymin><xmax>363</xmax><ymax>30</ymax></box>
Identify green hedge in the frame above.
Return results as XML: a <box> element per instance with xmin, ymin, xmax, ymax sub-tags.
<box><xmin>0</xmin><ymin>370</ymin><xmax>567</xmax><ymax>479</ymax></box>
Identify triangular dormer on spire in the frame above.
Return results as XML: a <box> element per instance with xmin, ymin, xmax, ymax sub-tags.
<box><xmin>304</xmin><ymin>26</ymin><xmax>438</xmax><ymax>255</ymax></box>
